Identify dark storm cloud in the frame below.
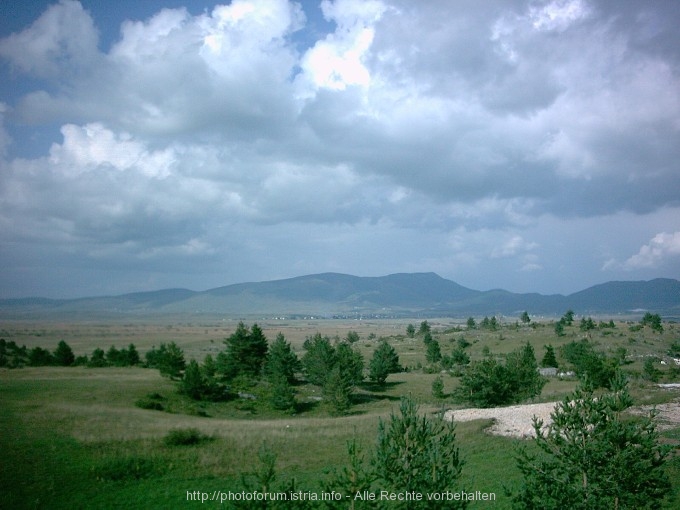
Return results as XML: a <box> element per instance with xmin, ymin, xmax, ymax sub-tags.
<box><xmin>0</xmin><ymin>0</ymin><xmax>678</xmax><ymax>297</ymax></box>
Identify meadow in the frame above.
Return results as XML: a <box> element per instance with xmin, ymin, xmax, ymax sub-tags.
<box><xmin>1</xmin><ymin>316</ymin><xmax>679</xmax><ymax>509</ymax></box>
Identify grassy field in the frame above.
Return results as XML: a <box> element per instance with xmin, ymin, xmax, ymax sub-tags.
<box><xmin>1</xmin><ymin>317</ymin><xmax>680</xmax><ymax>509</ymax></box>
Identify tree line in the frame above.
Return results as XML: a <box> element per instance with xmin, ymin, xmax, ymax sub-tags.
<box><xmin>159</xmin><ymin>322</ymin><xmax>403</xmax><ymax>415</ymax></box>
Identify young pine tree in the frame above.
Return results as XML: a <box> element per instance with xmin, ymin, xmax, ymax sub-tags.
<box><xmin>431</xmin><ymin>375</ymin><xmax>445</xmax><ymax>399</ymax></box>
<box><xmin>180</xmin><ymin>359</ymin><xmax>205</xmax><ymax>400</ymax></box>
<box><xmin>324</xmin><ymin>366</ymin><xmax>353</xmax><ymax>415</ymax></box>
<box><xmin>373</xmin><ymin>396</ymin><xmax>465</xmax><ymax>509</ymax></box>
<box><xmin>88</xmin><ymin>347</ymin><xmax>108</xmax><ymax>367</ymax></box>
<box><xmin>541</xmin><ymin>344</ymin><xmax>558</xmax><ymax>368</ymax></box>
<box><xmin>505</xmin><ymin>342</ymin><xmax>545</xmax><ymax>402</ymax></box>
<box><xmin>264</xmin><ymin>333</ymin><xmax>300</xmax><ymax>385</ymax></box>
<box><xmin>53</xmin><ymin>340</ymin><xmax>75</xmax><ymax>366</ymax></box>
<box><xmin>513</xmin><ymin>372</ymin><xmax>671</xmax><ymax>510</ymax></box>
<box><xmin>301</xmin><ymin>333</ymin><xmax>337</xmax><ymax>387</ymax></box>
<box><xmin>268</xmin><ymin>371</ymin><xmax>296</xmax><ymax>412</ymax></box>
<box><xmin>368</xmin><ymin>340</ymin><xmax>401</xmax><ymax>386</ymax></box>
<box><xmin>159</xmin><ymin>342</ymin><xmax>186</xmax><ymax>380</ymax></box>
<box><xmin>426</xmin><ymin>338</ymin><xmax>442</xmax><ymax>364</ymax></box>
<box><xmin>219</xmin><ymin>322</ymin><xmax>269</xmax><ymax>381</ymax></box>
<box><xmin>323</xmin><ymin>438</ymin><xmax>376</xmax><ymax>509</ymax></box>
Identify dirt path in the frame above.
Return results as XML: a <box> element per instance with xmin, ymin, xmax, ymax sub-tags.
<box><xmin>444</xmin><ymin>398</ymin><xmax>680</xmax><ymax>438</ymax></box>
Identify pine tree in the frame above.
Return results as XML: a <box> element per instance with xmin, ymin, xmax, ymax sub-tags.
<box><xmin>454</xmin><ymin>342</ymin><xmax>545</xmax><ymax>407</ymax></box>
<box><xmin>219</xmin><ymin>322</ymin><xmax>269</xmax><ymax>381</ymax></box>
<box><xmin>406</xmin><ymin>324</ymin><xmax>416</xmax><ymax>338</ymax></box>
<box><xmin>159</xmin><ymin>342</ymin><xmax>186</xmax><ymax>380</ymax></box>
<box><xmin>264</xmin><ymin>333</ymin><xmax>300</xmax><ymax>384</ymax></box>
<box><xmin>373</xmin><ymin>396</ymin><xmax>465</xmax><ymax>509</ymax></box>
<box><xmin>562</xmin><ymin>340</ymin><xmax>616</xmax><ymax>389</ymax></box>
<box><xmin>506</xmin><ymin>342</ymin><xmax>545</xmax><ymax>402</ymax></box>
<box><xmin>336</xmin><ymin>341</ymin><xmax>364</xmax><ymax>387</ymax></box>
<box><xmin>513</xmin><ymin>372</ymin><xmax>671</xmax><ymax>509</ymax></box>
<box><xmin>450</xmin><ymin>347</ymin><xmax>470</xmax><ymax>365</ymax></box>
<box><xmin>541</xmin><ymin>345</ymin><xmax>558</xmax><ymax>368</ymax></box>
<box><xmin>432</xmin><ymin>375</ymin><xmax>445</xmax><ymax>399</ymax></box>
<box><xmin>426</xmin><ymin>338</ymin><xmax>442</xmax><ymax>364</ymax></box>
<box><xmin>181</xmin><ymin>359</ymin><xmax>205</xmax><ymax>400</ymax></box>
<box><xmin>301</xmin><ymin>333</ymin><xmax>336</xmax><ymax>386</ymax></box>
<box><xmin>346</xmin><ymin>331</ymin><xmax>360</xmax><ymax>344</ymax></box>
<box><xmin>53</xmin><ymin>340</ymin><xmax>75</xmax><ymax>366</ymax></box>
<box><xmin>106</xmin><ymin>345</ymin><xmax>125</xmax><ymax>367</ymax></box>
<box><xmin>554</xmin><ymin>320</ymin><xmax>565</xmax><ymax>337</ymax></box>
<box><xmin>29</xmin><ymin>346</ymin><xmax>54</xmax><ymax>366</ymax></box>
<box><xmin>269</xmin><ymin>371</ymin><xmax>296</xmax><ymax>411</ymax></box>
<box><xmin>263</xmin><ymin>334</ymin><xmax>298</xmax><ymax>411</ymax></box>
<box><xmin>88</xmin><ymin>347</ymin><xmax>108</xmax><ymax>367</ymax></box>
<box><xmin>125</xmin><ymin>343</ymin><xmax>140</xmax><ymax>366</ymax></box>
<box><xmin>323</xmin><ymin>438</ymin><xmax>376</xmax><ymax>509</ymax></box>
<box><xmin>368</xmin><ymin>340</ymin><xmax>401</xmax><ymax>385</ymax></box>
<box><xmin>324</xmin><ymin>366</ymin><xmax>353</xmax><ymax>415</ymax></box>
<box><xmin>418</xmin><ymin>321</ymin><xmax>431</xmax><ymax>335</ymax></box>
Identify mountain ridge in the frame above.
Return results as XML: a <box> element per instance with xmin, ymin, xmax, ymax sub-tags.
<box><xmin>1</xmin><ymin>273</ymin><xmax>678</xmax><ymax>318</ymax></box>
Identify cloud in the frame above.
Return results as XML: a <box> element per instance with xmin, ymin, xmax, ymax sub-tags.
<box><xmin>0</xmin><ymin>0</ymin><xmax>99</xmax><ymax>79</ymax></box>
<box><xmin>621</xmin><ymin>232</ymin><xmax>680</xmax><ymax>270</ymax></box>
<box><xmin>491</xmin><ymin>235</ymin><xmax>539</xmax><ymax>259</ymax></box>
<box><xmin>0</xmin><ymin>0</ymin><xmax>679</xmax><ymax>297</ymax></box>
<box><xmin>296</xmin><ymin>0</ymin><xmax>386</xmax><ymax>94</ymax></box>
<box><xmin>49</xmin><ymin>123</ymin><xmax>176</xmax><ymax>178</ymax></box>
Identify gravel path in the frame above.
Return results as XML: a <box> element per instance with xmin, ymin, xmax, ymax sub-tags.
<box><xmin>444</xmin><ymin>397</ymin><xmax>680</xmax><ymax>438</ymax></box>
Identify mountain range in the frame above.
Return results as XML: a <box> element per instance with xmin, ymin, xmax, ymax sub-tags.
<box><xmin>1</xmin><ymin>273</ymin><xmax>679</xmax><ymax>319</ymax></box>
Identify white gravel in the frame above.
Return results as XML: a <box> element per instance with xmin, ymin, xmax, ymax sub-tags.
<box><xmin>444</xmin><ymin>402</ymin><xmax>559</xmax><ymax>438</ymax></box>
<box><xmin>444</xmin><ymin>398</ymin><xmax>680</xmax><ymax>438</ymax></box>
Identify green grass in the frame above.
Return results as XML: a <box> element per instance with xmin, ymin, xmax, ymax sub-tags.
<box><xmin>1</xmin><ymin>318</ymin><xmax>679</xmax><ymax>509</ymax></box>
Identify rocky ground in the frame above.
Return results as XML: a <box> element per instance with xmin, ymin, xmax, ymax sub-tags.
<box><xmin>445</xmin><ymin>395</ymin><xmax>680</xmax><ymax>438</ymax></box>
<box><xmin>444</xmin><ymin>402</ymin><xmax>558</xmax><ymax>438</ymax></box>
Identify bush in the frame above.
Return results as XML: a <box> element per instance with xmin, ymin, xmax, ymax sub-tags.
<box><xmin>135</xmin><ymin>399</ymin><xmax>164</xmax><ymax>411</ymax></box>
<box><xmin>163</xmin><ymin>428</ymin><xmax>211</xmax><ymax>446</ymax></box>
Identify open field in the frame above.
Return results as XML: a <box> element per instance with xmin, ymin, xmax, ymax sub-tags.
<box><xmin>2</xmin><ymin>317</ymin><xmax>680</xmax><ymax>508</ymax></box>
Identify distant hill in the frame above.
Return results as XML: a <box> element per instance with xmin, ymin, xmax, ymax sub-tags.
<box><xmin>1</xmin><ymin>273</ymin><xmax>679</xmax><ymax>318</ymax></box>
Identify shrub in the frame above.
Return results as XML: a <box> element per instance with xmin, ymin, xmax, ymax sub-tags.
<box><xmin>135</xmin><ymin>399</ymin><xmax>164</xmax><ymax>411</ymax></box>
<box><xmin>163</xmin><ymin>428</ymin><xmax>211</xmax><ymax>446</ymax></box>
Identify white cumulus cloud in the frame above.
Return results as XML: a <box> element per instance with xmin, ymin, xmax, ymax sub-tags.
<box><xmin>622</xmin><ymin>232</ymin><xmax>680</xmax><ymax>269</ymax></box>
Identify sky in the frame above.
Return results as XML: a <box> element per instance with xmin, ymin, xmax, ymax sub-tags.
<box><xmin>0</xmin><ymin>0</ymin><xmax>679</xmax><ymax>299</ymax></box>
